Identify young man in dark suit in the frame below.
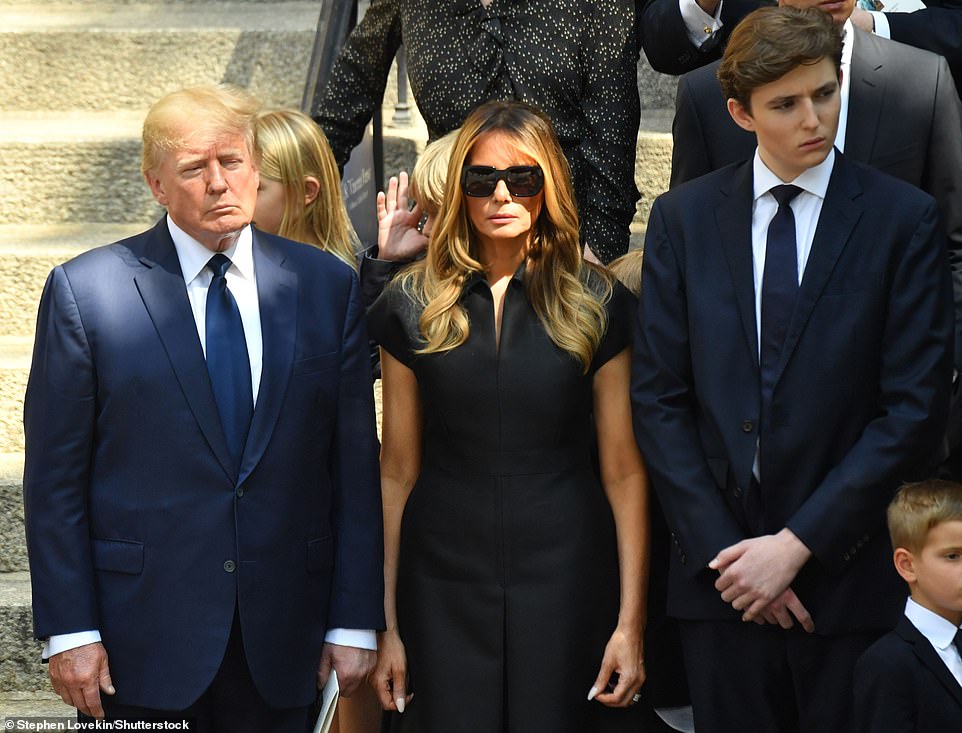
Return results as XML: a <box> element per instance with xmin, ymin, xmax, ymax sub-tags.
<box><xmin>855</xmin><ymin>479</ymin><xmax>962</xmax><ymax>733</ymax></box>
<box><xmin>670</xmin><ymin>0</ymin><xmax>962</xmax><ymax>478</ymax></box>
<box><xmin>632</xmin><ymin>7</ymin><xmax>953</xmax><ymax>732</ymax></box>
<box><xmin>23</xmin><ymin>85</ymin><xmax>384</xmax><ymax>730</ymax></box>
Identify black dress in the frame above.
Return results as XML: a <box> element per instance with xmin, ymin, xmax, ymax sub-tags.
<box><xmin>368</xmin><ymin>268</ymin><xmax>645</xmax><ymax>733</ymax></box>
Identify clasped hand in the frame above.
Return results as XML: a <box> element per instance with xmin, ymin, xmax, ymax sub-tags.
<box><xmin>709</xmin><ymin>529</ymin><xmax>815</xmax><ymax>632</ymax></box>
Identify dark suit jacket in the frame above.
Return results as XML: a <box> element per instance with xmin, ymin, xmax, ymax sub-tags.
<box><xmin>886</xmin><ymin>5</ymin><xmax>962</xmax><ymax>96</ymax></box>
<box><xmin>631</xmin><ymin>153</ymin><xmax>952</xmax><ymax>633</ymax></box>
<box><xmin>639</xmin><ymin>0</ymin><xmax>961</xmax><ymax>79</ymax></box>
<box><xmin>855</xmin><ymin>614</ymin><xmax>962</xmax><ymax>732</ymax></box>
<box><xmin>670</xmin><ymin>28</ymin><xmax>962</xmax><ymax>365</ymax></box>
<box><xmin>23</xmin><ymin>221</ymin><xmax>385</xmax><ymax>710</ymax></box>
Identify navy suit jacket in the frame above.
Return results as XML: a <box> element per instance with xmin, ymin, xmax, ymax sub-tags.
<box><xmin>631</xmin><ymin>154</ymin><xmax>952</xmax><ymax>633</ymax></box>
<box><xmin>855</xmin><ymin>614</ymin><xmax>962</xmax><ymax>732</ymax></box>
<box><xmin>23</xmin><ymin>220</ymin><xmax>384</xmax><ymax>710</ymax></box>
<box><xmin>670</xmin><ymin>29</ymin><xmax>962</xmax><ymax>365</ymax></box>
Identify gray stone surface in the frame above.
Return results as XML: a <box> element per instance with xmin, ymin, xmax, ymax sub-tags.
<box><xmin>0</xmin><ymin>573</ymin><xmax>47</xmax><ymax>694</ymax></box>
<box><xmin>0</xmin><ymin>454</ymin><xmax>26</xmax><ymax>574</ymax></box>
<box><xmin>0</xmin><ymin>4</ymin><xmax>317</xmax><ymax>111</ymax></box>
<box><xmin>0</xmin><ymin>692</ymin><xmax>73</xmax><ymax>724</ymax></box>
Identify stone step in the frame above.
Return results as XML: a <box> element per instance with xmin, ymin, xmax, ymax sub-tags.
<box><xmin>0</xmin><ymin>339</ymin><xmax>29</xmax><ymax>457</ymax></box>
<box><xmin>0</xmin><ymin>692</ymin><xmax>73</xmax><ymax>724</ymax></box>
<box><xmin>0</xmin><ymin>572</ymin><xmax>47</xmax><ymax>694</ymax></box>
<box><xmin>0</xmin><ymin>224</ymin><xmax>143</xmax><ymax>337</ymax></box>
<box><xmin>0</xmin><ymin>453</ymin><xmax>26</xmax><ymax>574</ymax></box>
<box><xmin>0</xmin><ymin>2</ymin><xmax>319</xmax><ymax>112</ymax></box>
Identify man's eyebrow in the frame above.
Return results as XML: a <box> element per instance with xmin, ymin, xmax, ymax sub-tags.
<box><xmin>766</xmin><ymin>94</ymin><xmax>797</xmax><ymax>107</ymax></box>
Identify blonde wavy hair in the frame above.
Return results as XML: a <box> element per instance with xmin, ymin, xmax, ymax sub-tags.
<box><xmin>398</xmin><ymin>101</ymin><xmax>610</xmax><ymax>372</ymax></box>
<box><xmin>254</xmin><ymin>109</ymin><xmax>359</xmax><ymax>270</ymax></box>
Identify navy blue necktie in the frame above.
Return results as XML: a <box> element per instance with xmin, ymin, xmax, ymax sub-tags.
<box><xmin>759</xmin><ymin>185</ymin><xmax>801</xmax><ymax>478</ymax></box>
<box><xmin>205</xmin><ymin>254</ymin><xmax>253</xmax><ymax>469</ymax></box>
<box><xmin>954</xmin><ymin>629</ymin><xmax>962</xmax><ymax>658</ymax></box>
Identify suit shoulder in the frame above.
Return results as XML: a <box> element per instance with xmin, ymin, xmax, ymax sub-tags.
<box><xmin>868</xmin><ymin>30</ymin><xmax>947</xmax><ymax>71</ymax></box>
<box><xmin>58</xmin><ymin>230</ymin><xmax>151</xmax><ymax>280</ymax></box>
<box><xmin>655</xmin><ymin>161</ymin><xmax>743</xmax><ymax>211</ymax></box>
<box><xmin>257</xmin><ymin>230</ymin><xmax>357</xmax><ymax>281</ymax></box>
<box><xmin>856</xmin><ymin>629</ymin><xmax>915</xmax><ymax>678</ymax></box>
<box><xmin>847</xmin><ymin>157</ymin><xmax>937</xmax><ymax>213</ymax></box>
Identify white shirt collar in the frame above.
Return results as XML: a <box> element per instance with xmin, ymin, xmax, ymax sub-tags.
<box><xmin>165</xmin><ymin>214</ymin><xmax>255</xmax><ymax>286</ymax></box>
<box><xmin>752</xmin><ymin>148</ymin><xmax>836</xmax><ymax>203</ymax></box>
<box><xmin>905</xmin><ymin>597</ymin><xmax>962</xmax><ymax>651</ymax></box>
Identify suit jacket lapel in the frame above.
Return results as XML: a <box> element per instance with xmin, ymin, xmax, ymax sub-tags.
<box><xmin>775</xmin><ymin>155</ymin><xmax>862</xmax><ymax>386</ymax></box>
<box><xmin>717</xmin><ymin>162</ymin><xmax>760</xmax><ymax>365</ymax></box>
<box><xmin>237</xmin><ymin>231</ymin><xmax>297</xmax><ymax>485</ymax></box>
<box><xmin>897</xmin><ymin>615</ymin><xmax>962</xmax><ymax>707</ymax></box>
<box><xmin>133</xmin><ymin>220</ymin><xmax>235</xmax><ymax>479</ymax></box>
<box><xmin>844</xmin><ymin>29</ymin><xmax>885</xmax><ymax>165</ymax></box>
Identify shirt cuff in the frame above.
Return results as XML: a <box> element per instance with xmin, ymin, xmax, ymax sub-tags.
<box><xmin>870</xmin><ymin>10</ymin><xmax>890</xmax><ymax>38</ymax></box>
<box><xmin>324</xmin><ymin>628</ymin><xmax>377</xmax><ymax>651</ymax></box>
<box><xmin>680</xmin><ymin>0</ymin><xmax>724</xmax><ymax>48</ymax></box>
<box><xmin>43</xmin><ymin>630</ymin><xmax>102</xmax><ymax>660</ymax></box>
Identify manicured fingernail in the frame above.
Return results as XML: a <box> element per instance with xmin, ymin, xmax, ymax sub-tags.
<box><xmin>587</xmin><ymin>686</ymin><xmax>598</xmax><ymax>701</ymax></box>
<box><xmin>396</xmin><ymin>697</ymin><xmax>406</xmax><ymax>713</ymax></box>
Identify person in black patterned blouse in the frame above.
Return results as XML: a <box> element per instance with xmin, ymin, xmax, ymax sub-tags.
<box><xmin>314</xmin><ymin>0</ymin><xmax>640</xmax><ymax>265</ymax></box>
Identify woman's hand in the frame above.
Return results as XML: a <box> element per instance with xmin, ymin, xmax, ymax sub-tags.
<box><xmin>370</xmin><ymin>629</ymin><xmax>414</xmax><ymax>713</ymax></box>
<box><xmin>587</xmin><ymin>625</ymin><xmax>645</xmax><ymax>708</ymax></box>
<box><xmin>376</xmin><ymin>171</ymin><xmax>427</xmax><ymax>262</ymax></box>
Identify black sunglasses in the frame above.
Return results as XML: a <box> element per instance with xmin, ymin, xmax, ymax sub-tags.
<box><xmin>461</xmin><ymin>165</ymin><xmax>544</xmax><ymax>198</ymax></box>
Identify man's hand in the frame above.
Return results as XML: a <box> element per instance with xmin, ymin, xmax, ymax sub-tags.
<box><xmin>709</xmin><ymin>529</ymin><xmax>812</xmax><ymax>624</ymax></box>
<box><xmin>317</xmin><ymin>643</ymin><xmax>376</xmax><ymax>697</ymax></box>
<box><xmin>49</xmin><ymin>642</ymin><xmax>115</xmax><ymax>719</ymax></box>
<box><xmin>376</xmin><ymin>172</ymin><xmax>427</xmax><ymax>262</ymax></box>
<box><xmin>851</xmin><ymin>8</ymin><xmax>876</xmax><ymax>33</ymax></box>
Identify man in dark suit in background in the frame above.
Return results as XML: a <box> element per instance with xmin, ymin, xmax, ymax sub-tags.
<box><xmin>632</xmin><ymin>8</ymin><xmax>952</xmax><ymax>732</ymax></box>
<box><xmin>640</xmin><ymin>0</ymin><xmax>962</xmax><ymax>92</ymax></box>
<box><xmin>670</xmin><ymin>0</ymin><xmax>962</xmax><ymax>477</ymax></box>
<box><xmin>22</xmin><ymin>84</ymin><xmax>384</xmax><ymax>730</ymax></box>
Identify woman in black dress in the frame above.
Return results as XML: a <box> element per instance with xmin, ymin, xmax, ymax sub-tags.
<box><xmin>368</xmin><ymin>101</ymin><xmax>649</xmax><ymax>733</ymax></box>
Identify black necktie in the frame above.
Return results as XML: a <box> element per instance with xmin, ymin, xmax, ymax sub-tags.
<box><xmin>205</xmin><ymin>254</ymin><xmax>253</xmax><ymax>469</ymax></box>
<box><xmin>759</xmin><ymin>185</ymin><xmax>802</xmax><ymax>478</ymax></box>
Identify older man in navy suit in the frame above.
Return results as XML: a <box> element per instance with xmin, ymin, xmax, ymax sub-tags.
<box><xmin>22</xmin><ymin>85</ymin><xmax>383</xmax><ymax>731</ymax></box>
<box><xmin>632</xmin><ymin>8</ymin><xmax>952</xmax><ymax>732</ymax></box>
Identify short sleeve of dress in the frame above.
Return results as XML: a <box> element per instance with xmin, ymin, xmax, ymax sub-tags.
<box><xmin>367</xmin><ymin>283</ymin><xmax>422</xmax><ymax>369</ymax></box>
<box><xmin>591</xmin><ymin>280</ymin><xmax>637</xmax><ymax>372</ymax></box>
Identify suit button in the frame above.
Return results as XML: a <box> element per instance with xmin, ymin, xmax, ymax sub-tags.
<box><xmin>733</xmin><ymin>486</ymin><xmax>743</xmax><ymax>498</ymax></box>
<box><xmin>223</xmin><ymin>560</ymin><xmax>236</xmax><ymax>573</ymax></box>
<box><xmin>236</xmin><ymin>486</ymin><xmax>244</xmax><ymax>498</ymax></box>
<box><xmin>680</xmin><ymin>553</ymin><xmax>687</xmax><ymax>564</ymax></box>
<box><xmin>741</xmin><ymin>420</ymin><xmax>754</xmax><ymax>433</ymax></box>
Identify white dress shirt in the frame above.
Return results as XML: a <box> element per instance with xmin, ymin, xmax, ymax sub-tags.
<box><xmin>44</xmin><ymin>216</ymin><xmax>374</xmax><ymax>658</ymax></box>
<box><xmin>905</xmin><ymin>597</ymin><xmax>962</xmax><ymax>687</ymax></box>
<box><xmin>750</xmin><ymin>149</ymin><xmax>836</xmax><ymax>480</ymax></box>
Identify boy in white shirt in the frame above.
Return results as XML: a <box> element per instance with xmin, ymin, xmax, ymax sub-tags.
<box><xmin>855</xmin><ymin>480</ymin><xmax>962</xmax><ymax>732</ymax></box>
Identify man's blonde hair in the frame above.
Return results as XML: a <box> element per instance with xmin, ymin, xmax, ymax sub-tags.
<box><xmin>608</xmin><ymin>250</ymin><xmax>644</xmax><ymax>297</ymax></box>
<box><xmin>888</xmin><ymin>479</ymin><xmax>962</xmax><ymax>553</ymax></box>
<box><xmin>142</xmin><ymin>84</ymin><xmax>260</xmax><ymax>174</ymax></box>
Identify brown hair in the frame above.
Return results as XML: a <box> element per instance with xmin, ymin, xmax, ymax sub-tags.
<box><xmin>888</xmin><ymin>480</ymin><xmax>962</xmax><ymax>553</ymax></box>
<box><xmin>142</xmin><ymin>84</ymin><xmax>260</xmax><ymax>175</ymax></box>
<box><xmin>717</xmin><ymin>6</ymin><xmax>843</xmax><ymax>110</ymax></box>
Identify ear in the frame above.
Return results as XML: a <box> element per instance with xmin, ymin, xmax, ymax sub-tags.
<box><xmin>727</xmin><ymin>98</ymin><xmax>756</xmax><ymax>133</ymax></box>
<box><xmin>303</xmin><ymin>176</ymin><xmax>321</xmax><ymax>206</ymax></box>
<box><xmin>893</xmin><ymin>547</ymin><xmax>917</xmax><ymax>584</ymax></box>
<box><xmin>144</xmin><ymin>169</ymin><xmax>169</xmax><ymax>207</ymax></box>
